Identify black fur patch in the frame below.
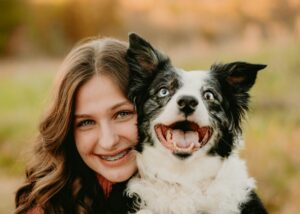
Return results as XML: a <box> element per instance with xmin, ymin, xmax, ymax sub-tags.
<box><xmin>205</xmin><ymin>62</ymin><xmax>266</xmax><ymax>157</ymax></box>
<box><xmin>173</xmin><ymin>152</ymin><xmax>192</xmax><ymax>159</ymax></box>
<box><xmin>240</xmin><ymin>191</ymin><xmax>268</xmax><ymax>214</ymax></box>
<box><xmin>211</xmin><ymin>62</ymin><xmax>266</xmax><ymax>133</ymax></box>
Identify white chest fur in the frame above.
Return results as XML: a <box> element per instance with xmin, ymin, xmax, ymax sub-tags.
<box><xmin>126</xmin><ymin>146</ymin><xmax>256</xmax><ymax>214</ymax></box>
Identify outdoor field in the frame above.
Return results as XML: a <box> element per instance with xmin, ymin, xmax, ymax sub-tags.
<box><xmin>1</xmin><ymin>40</ymin><xmax>299</xmax><ymax>213</ymax></box>
<box><xmin>1</xmin><ymin>0</ymin><xmax>300</xmax><ymax>213</ymax></box>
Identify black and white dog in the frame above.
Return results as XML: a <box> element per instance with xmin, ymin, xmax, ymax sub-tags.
<box><xmin>125</xmin><ymin>33</ymin><xmax>268</xmax><ymax>214</ymax></box>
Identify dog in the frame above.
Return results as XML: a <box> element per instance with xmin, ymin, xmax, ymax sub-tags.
<box><xmin>125</xmin><ymin>33</ymin><xmax>268</xmax><ymax>214</ymax></box>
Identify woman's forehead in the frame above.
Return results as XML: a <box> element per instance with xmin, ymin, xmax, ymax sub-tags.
<box><xmin>74</xmin><ymin>75</ymin><xmax>132</xmax><ymax>115</ymax></box>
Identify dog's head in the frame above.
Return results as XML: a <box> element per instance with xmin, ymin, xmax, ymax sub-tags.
<box><xmin>126</xmin><ymin>33</ymin><xmax>266</xmax><ymax>160</ymax></box>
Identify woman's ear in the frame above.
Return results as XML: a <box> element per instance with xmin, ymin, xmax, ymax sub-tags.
<box><xmin>212</xmin><ymin>62</ymin><xmax>267</xmax><ymax>92</ymax></box>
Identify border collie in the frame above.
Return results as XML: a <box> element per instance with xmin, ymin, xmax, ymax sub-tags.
<box><xmin>125</xmin><ymin>33</ymin><xmax>268</xmax><ymax>214</ymax></box>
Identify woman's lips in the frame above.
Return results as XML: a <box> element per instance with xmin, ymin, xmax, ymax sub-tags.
<box><xmin>100</xmin><ymin>149</ymin><xmax>131</xmax><ymax>161</ymax></box>
<box><xmin>96</xmin><ymin>148</ymin><xmax>135</xmax><ymax>167</ymax></box>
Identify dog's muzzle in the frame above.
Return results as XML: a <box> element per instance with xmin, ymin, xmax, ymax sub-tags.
<box><xmin>154</xmin><ymin>121</ymin><xmax>212</xmax><ymax>158</ymax></box>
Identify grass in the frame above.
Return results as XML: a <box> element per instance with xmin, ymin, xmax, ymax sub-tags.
<box><xmin>0</xmin><ymin>40</ymin><xmax>299</xmax><ymax>213</ymax></box>
<box><xmin>0</xmin><ymin>59</ymin><xmax>56</xmax><ymax>176</ymax></box>
<box><xmin>243</xmin><ymin>111</ymin><xmax>300</xmax><ymax>213</ymax></box>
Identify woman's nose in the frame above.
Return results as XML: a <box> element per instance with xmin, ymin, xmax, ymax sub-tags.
<box><xmin>98</xmin><ymin>121</ymin><xmax>119</xmax><ymax>150</ymax></box>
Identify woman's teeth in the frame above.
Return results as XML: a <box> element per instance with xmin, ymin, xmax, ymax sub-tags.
<box><xmin>100</xmin><ymin>149</ymin><xmax>130</xmax><ymax>161</ymax></box>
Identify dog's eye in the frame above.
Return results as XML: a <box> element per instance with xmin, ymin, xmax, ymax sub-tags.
<box><xmin>203</xmin><ymin>91</ymin><xmax>214</xmax><ymax>101</ymax></box>
<box><xmin>158</xmin><ymin>88</ymin><xmax>170</xmax><ymax>97</ymax></box>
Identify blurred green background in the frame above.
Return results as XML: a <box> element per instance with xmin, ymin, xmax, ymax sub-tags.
<box><xmin>0</xmin><ymin>0</ymin><xmax>299</xmax><ymax>213</ymax></box>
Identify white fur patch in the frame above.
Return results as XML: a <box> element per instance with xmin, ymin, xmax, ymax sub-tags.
<box><xmin>127</xmin><ymin>142</ymin><xmax>256</xmax><ymax>214</ymax></box>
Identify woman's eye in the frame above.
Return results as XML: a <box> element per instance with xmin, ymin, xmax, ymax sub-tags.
<box><xmin>158</xmin><ymin>88</ymin><xmax>170</xmax><ymax>97</ymax></box>
<box><xmin>203</xmin><ymin>91</ymin><xmax>215</xmax><ymax>101</ymax></box>
<box><xmin>77</xmin><ymin>119</ymin><xmax>95</xmax><ymax>127</ymax></box>
<box><xmin>115</xmin><ymin>111</ymin><xmax>134</xmax><ymax>119</ymax></box>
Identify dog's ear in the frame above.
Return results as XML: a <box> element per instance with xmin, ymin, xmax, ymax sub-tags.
<box><xmin>212</xmin><ymin>62</ymin><xmax>266</xmax><ymax>133</ymax></box>
<box><xmin>212</xmin><ymin>62</ymin><xmax>267</xmax><ymax>92</ymax></box>
<box><xmin>127</xmin><ymin>33</ymin><xmax>169</xmax><ymax>74</ymax></box>
<box><xmin>126</xmin><ymin>33</ymin><xmax>171</xmax><ymax>106</ymax></box>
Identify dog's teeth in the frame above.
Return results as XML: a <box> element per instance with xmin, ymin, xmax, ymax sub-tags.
<box><xmin>195</xmin><ymin>143</ymin><xmax>201</xmax><ymax>148</ymax></box>
<box><xmin>166</xmin><ymin>129</ymin><xmax>172</xmax><ymax>142</ymax></box>
<box><xmin>201</xmin><ymin>131</ymin><xmax>210</xmax><ymax>144</ymax></box>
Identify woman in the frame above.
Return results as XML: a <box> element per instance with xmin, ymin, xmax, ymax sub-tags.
<box><xmin>15</xmin><ymin>37</ymin><xmax>138</xmax><ymax>213</ymax></box>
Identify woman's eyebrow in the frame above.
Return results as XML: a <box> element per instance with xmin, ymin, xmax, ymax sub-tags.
<box><xmin>74</xmin><ymin>101</ymin><xmax>132</xmax><ymax>118</ymax></box>
<box><xmin>111</xmin><ymin>101</ymin><xmax>132</xmax><ymax>110</ymax></box>
<box><xmin>74</xmin><ymin>114</ymin><xmax>90</xmax><ymax>119</ymax></box>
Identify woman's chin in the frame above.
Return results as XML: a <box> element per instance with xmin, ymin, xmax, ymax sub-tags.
<box><xmin>104</xmin><ymin>164</ymin><xmax>137</xmax><ymax>183</ymax></box>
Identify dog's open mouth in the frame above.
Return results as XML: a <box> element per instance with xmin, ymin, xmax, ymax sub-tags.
<box><xmin>155</xmin><ymin>121</ymin><xmax>212</xmax><ymax>157</ymax></box>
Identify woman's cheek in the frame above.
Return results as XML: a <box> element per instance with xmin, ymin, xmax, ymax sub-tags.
<box><xmin>117</xmin><ymin>118</ymin><xmax>138</xmax><ymax>144</ymax></box>
<box><xmin>75</xmin><ymin>130</ymin><xmax>98</xmax><ymax>153</ymax></box>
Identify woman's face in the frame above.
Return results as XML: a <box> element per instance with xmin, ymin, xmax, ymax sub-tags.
<box><xmin>74</xmin><ymin>75</ymin><xmax>138</xmax><ymax>182</ymax></box>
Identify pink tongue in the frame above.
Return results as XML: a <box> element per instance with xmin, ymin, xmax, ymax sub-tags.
<box><xmin>171</xmin><ymin>130</ymin><xmax>199</xmax><ymax>148</ymax></box>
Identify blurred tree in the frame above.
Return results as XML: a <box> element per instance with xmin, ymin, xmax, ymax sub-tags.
<box><xmin>26</xmin><ymin>0</ymin><xmax>124</xmax><ymax>56</ymax></box>
<box><xmin>62</xmin><ymin>0</ymin><xmax>124</xmax><ymax>43</ymax></box>
<box><xmin>1</xmin><ymin>0</ymin><xmax>298</xmax><ymax>57</ymax></box>
<box><xmin>0</xmin><ymin>0</ymin><xmax>25</xmax><ymax>56</ymax></box>
<box><xmin>28</xmin><ymin>3</ymin><xmax>68</xmax><ymax>56</ymax></box>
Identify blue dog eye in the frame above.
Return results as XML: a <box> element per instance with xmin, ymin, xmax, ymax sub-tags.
<box><xmin>158</xmin><ymin>88</ymin><xmax>170</xmax><ymax>97</ymax></box>
<box><xmin>203</xmin><ymin>91</ymin><xmax>215</xmax><ymax>101</ymax></box>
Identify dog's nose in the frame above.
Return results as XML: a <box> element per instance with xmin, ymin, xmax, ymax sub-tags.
<box><xmin>177</xmin><ymin>96</ymin><xmax>198</xmax><ymax>116</ymax></box>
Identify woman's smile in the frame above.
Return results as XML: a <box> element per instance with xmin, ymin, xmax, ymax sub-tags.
<box><xmin>97</xmin><ymin>148</ymin><xmax>136</xmax><ymax>166</ymax></box>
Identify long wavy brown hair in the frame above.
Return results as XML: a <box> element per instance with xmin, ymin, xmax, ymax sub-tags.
<box><xmin>15</xmin><ymin>37</ymin><xmax>130</xmax><ymax>213</ymax></box>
